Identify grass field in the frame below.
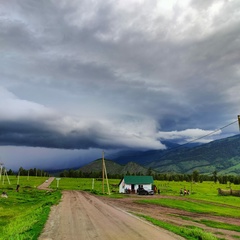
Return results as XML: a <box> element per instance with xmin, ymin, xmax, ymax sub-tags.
<box><xmin>0</xmin><ymin>176</ymin><xmax>61</xmax><ymax>240</ymax></box>
<box><xmin>0</xmin><ymin>176</ymin><xmax>240</xmax><ymax>239</ymax></box>
<box><xmin>49</xmin><ymin>177</ymin><xmax>120</xmax><ymax>192</ymax></box>
<box><xmin>137</xmin><ymin>180</ymin><xmax>240</xmax><ymax>239</ymax></box>
<box><xmin>154</xmin><ymin>180</ymin><xmax>240</xmax><ymax>207</ymax></box>
<box><xmin>138</xmin><ymin>198</ymin><xmax>240</xmax><ymax>218</ymax></box>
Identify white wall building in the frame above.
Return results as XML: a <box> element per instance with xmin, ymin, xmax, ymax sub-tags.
<box><xmin>119</xmin><ymin>175</ymin><xmax>153</xmax><ymax>193</ymax></box>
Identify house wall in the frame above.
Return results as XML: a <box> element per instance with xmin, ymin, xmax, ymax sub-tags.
<box><xmin>119</xmin><ymin>180</ymin><xmax>123</xmax><ymax>193</ymax></box>
<box><xmin>119</xmin><ymin>180</ymin><xmax>152</xmax><ymax>193</ymax></box>
<box><xmin>119</xmin><ymin>183</ymin><xmax>131</xmax><ymax>193</ymax></box>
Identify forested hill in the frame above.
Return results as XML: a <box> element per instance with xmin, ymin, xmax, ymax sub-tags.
<box><xmin>79</xmin><ymin>159</ymin><xmax>151</xmax><ymax>176</ymax></box>
<box><xmin>110</xmin><ymin>134</ymin><xmax>240</xmax><ymax>175</ymax></box>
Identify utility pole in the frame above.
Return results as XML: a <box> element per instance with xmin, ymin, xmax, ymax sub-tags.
<box><xmin>102</xmin><ymin>150</ymin><xmax>105</xmax><ymax>194</ymax></box>
<box><xmin>17</xmin><ymin>171</ymin><xmax>20</xmax><ymax>185</ymax></box>
<box><xmin>2</xmin><ymin>168</ymin><xmax>11</xmax><ymax>185</ymax></box>
<box><xmin>238</xmin><ymin>115</ymin><xmax>240</xmax><ymax>130</ymax></box>
<box><xmin>0</xmin><ymin>163</ymin><xmax>3</xmax><ymax>181</ymax></box>
<box><xmin>102</xmin><ymin>151</ymin><xmax>110</xmax><ymax>195</ymax></box>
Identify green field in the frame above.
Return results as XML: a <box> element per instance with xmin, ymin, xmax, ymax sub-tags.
<box><xmin>138</xmin><ymin>180</ymin><xmax>240</xmax><ymax>239</ymax></box>
<box><xmin>0</xmin><ymin>176</ymin><xmax>61</xmax><ymax>240</ymax></box>
<box><xmin>1</xmin><ymin>176</ymin><xmax>240</xmax><ymax>240</ymax></box>
<box><xmin>49</xmin><ymin>177</ymin><xmax>121</xmax><ymax>193</ymax></box>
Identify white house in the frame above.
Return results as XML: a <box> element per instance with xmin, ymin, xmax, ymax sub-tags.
<box><xmin>119</xmin><ymin>175</ymin><xmax>153</xmax><ymax>193</ymax></box>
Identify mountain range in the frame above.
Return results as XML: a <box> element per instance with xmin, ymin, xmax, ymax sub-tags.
<box><xmin>80</xmin><ymin>134</ymin><xmax>240</xmax><ymax>175</ymax></box>
<box><xmin>79</xmin><ymin>159</ymin><xmax>151</xmax><ymax>176</ymax></box>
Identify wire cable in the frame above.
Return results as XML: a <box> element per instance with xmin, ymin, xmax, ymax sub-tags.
<box><xmin>158</xmin><ymin>119</ymin><xmax>239</xmax><ymax>159</ymax></box>
<box><xmin>181</xmin><ymin>119</ymin><xmax>238</xmax><ymax>146</ymax></box>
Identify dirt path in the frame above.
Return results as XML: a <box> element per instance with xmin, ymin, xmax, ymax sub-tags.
<box><xmin>37</xmin><ymin>177</ymin><xmax>55</xmax><ymax>190</ymax></box>
<box><xmin>39</xmin><ymin>191</ymin><xmax>183</xmax><ymax>240</ymax></box>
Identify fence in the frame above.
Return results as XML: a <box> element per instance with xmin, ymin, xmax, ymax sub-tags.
<box><xmin>218</xmin><ymin>188</ymin><xmax>240</xmax><ymax>197</ymax></box>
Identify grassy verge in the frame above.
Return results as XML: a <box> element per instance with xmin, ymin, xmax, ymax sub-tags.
<box><xmin>199</xmin><ymin>219</ymin><xmax>240</xmax><ymax>232</ymax></box>
<box><xmin>173</xmin><ymin>214</ymin><xmax>240</xmax><ymax>233</ymax></box>
<box><xmin>0</xmin><ymin>189</ymin><xmax>61</xmax><ymax>240</ymax></box>
<box><xmin>137</xmin><ymin>214</ymin><xmax>222</xmax><ymax>240</ymax></box>
<box><xmin>137</xmin><ymin>198</ymin><xmax>240</xmax><ymax>218</ymax></box>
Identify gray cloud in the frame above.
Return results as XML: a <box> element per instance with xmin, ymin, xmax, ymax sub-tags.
<box><xmin>0</xmin><ymin>0</ymin><xmax>240</xmax><ymax>168</ymax></box>
<box><xmin>0</xmin><ymin>88</ymin><xmax>166</xmax><ymax>150</ymax></box>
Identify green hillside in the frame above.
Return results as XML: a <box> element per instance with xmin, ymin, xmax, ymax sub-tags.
<box><xmin>147</xmin><ymin>134</ymin><xmax>240</xmax><ymax>175</ymax></box>
<box><xmin>79</xmin><ymin>159</ymin><xmax>151</xmax><ymax>175</ymax></box>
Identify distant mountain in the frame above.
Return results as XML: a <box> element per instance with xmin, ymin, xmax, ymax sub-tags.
<box><xmin>107</xmin><ymin>141</ymin><xmax>181</xmax><ymax>162</ymax></box>
<box><xmin>109</xmin><ymin>134</ymin><xmax>240</xmax><ymax>175</ymax></box>
<box><xmin>107</xmin><ymin>141</ymin><xmax>185</xmax><ymax>166</ymax></box>
<box><xmin>79</xmin><ymin>159</ymin><xmax>152</xmax><ymax>175</ymax></box>
<box><xmin>148</xmin><ymin>134</ymin><xmax>240</xmax><ymax>175</ymax></box>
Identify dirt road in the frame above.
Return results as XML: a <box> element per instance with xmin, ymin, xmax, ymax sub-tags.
<box><xmin>37</xmin><ymin>177</ymin><xmax>55</xmax><ymax>190</ymax></box>
<box><xmin>39</xmin><ymin>191</ymin><xmax>183</xmax><ymax>240</ymax></box>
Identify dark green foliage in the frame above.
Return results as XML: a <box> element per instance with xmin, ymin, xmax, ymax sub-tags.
<box><xmin>59</xmin><ymin>160</ymin><xmax>152</xmax><ymax>178</ymax></box>
<box><xmin>110</xmin><ymin>134</ymin><xmax>240</xmax><ymax>175</ymax></box>
<box><xmin>10</xmin><ymin>167</ymin><xmax>50</xmax><ymax>177</ymax></box>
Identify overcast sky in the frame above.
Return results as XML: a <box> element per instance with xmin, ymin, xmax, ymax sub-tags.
<box><xmin>1</xmin><ymin>0</ymin><xmax>240</xmax><ymax>170</ymax></box>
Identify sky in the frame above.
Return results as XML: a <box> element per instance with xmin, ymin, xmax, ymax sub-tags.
<box><xmin>0</xmin><ymin>0</ymin><xmax>240</xmax><ymax>170</ymax></box>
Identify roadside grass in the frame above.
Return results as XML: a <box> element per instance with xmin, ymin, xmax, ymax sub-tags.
<box><xmin>175</xmin><ymin>215</ymin><xmax>240</xmax><ymax>232</ymax></box>
<box><xmin>200</xmin><ymin>219</ymin><xmax>240</xmax><ymax>232</ymax></box>
<box><xmin>0</xmin><ymin>177</ymin><xmax>61</xmax><ymax>240</ymax></box>
<box><xmin>137</xmin><ymin>198</ymin><xmax>240</xmax><ymax>218</ymax></box>
<box><xmin>136</xmin><ymin>214</ymin><xmax>221</xmax><ymax>240</ymax></box>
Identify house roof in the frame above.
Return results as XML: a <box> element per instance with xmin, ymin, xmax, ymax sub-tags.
<box><xmin>123</xmin><ymin>176</ymin><xmax>153</xmax><ymax>184</ymax></box>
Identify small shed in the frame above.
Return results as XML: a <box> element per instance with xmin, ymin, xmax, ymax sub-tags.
<box><xmin>119</xmin><ymin>175</ymin><xmax>153</xmax><ymax>193</ymax></box>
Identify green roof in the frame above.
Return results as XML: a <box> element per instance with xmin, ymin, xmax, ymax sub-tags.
<box><xmin>124</xmin><ymin>176</ymin><xmax>153</xmax><ymax>184</ymax></box>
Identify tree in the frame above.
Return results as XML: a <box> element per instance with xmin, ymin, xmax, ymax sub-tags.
<box><xmin>192</xmin><ymin>170</ymin><xmax>199</xmax><ymax>182</ymax></box>
<box><xmin>7</xmin><ymin>169</ymin><xmax>14</xmax><ymax>175</ymax></box>
<box><xmin>213</xmin><ymin>170</ymin><xmax>218</xmax><ymax>183</ymax></box>
<box><xmin>147</xmin><ymin>167</ymin><xmax>153</xmax><ymax>176</ymax></box>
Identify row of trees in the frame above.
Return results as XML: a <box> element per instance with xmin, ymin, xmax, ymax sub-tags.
<box><xmin>59</xmin><ymin>168</ymin><xmax>240</xmax><ymax>185</ymax></box>
<box><xmin>7</xmin><ymin>167</ymin><xmax>50</xmax><ymax>177</ymax></box>
<box><xmin>152</xmin><ymin>171</ymin><xmax>240</xmax><ymax>185</ymax></box>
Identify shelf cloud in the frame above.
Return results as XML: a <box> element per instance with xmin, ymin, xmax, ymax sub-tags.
<box><xmin>1</xmin><ymin>0</ymin><xmax>240</xmax><ymax>169</ymax></box>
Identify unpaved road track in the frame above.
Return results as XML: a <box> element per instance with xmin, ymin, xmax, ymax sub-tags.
<box><xmin>39</xmin><ymin>191</ymin><xmax>183</xmax><ymax>240</ymax></box>
<box><xmin>37</xmin><ymin>177</ymin><xmax>55</xmax><ymax>190</ymax></box>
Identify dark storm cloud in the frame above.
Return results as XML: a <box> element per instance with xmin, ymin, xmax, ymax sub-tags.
<box><xmin>1</xmin><ymin>0</ymin><xmax>240</xmax><ymax>156</ymax></box>
<box><xmin>0</xmin><ymin>115</ymin><xmax>164</xmax><ymax>150</ymax></box>
<box><xmin>0</xmin><ymin>87</ymin><xmax>165</xmax><ymax>150</ymax></box>
<box><xmin>0</xmin><ymin>120</ymin><xmax>100</xmax><ymax>149</ymax></box>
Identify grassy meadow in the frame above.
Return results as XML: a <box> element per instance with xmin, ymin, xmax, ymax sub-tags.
<box><xmin>138</xmin><ymin>180</ymin><xmax>240</xmax><ymax>240</ymax></box>
<box><xmin>49</xmin><ymin>177</ymin><xmax>121</xmax><ymax>193</ymax></box>
<box><xmin>1</xmin><ymin>176</ymin><xmax>240</xmax><ymax>240</ymax></box>
<box><xmin>0</xmin><ymin>176</ymin><xmax>61</xmax><ymax>240</ymax></box>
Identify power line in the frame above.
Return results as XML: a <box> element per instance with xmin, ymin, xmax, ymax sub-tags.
<box><xmin>158</xmin><ymin>119</ymin><xmax>239</xmax><ymax>159</ymax></box>
<box><xmin>181</xmin><ymin>119</ymin><xmax>238</xmax><ymax>146</ymax></box>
